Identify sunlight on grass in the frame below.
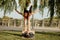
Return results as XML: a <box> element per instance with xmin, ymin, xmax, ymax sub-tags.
<box><xmin>0</xmin><ymin>31</ymin><xmax>60</xmax><ymax>40</ymax></box>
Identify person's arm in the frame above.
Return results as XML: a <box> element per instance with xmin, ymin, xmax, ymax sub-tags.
<box><xmin>15</xmin><ymin>9</ymin><xmax>23</xmax><ymax>16</ymax></box>
<box><xmin>31</xmin><ymin>9</ymin><xmax>40</xmax><ymax>15</ymax></box>
<box><xmin>28</xmin><ymin>3</ymin><xmax>39</xmax><ymax>15</ymax></box>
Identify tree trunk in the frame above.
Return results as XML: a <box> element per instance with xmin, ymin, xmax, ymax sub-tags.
<box><xmin>57</xmin><ymin>19</ymin><xmax>60</xmax><ymax>28</ymax></box>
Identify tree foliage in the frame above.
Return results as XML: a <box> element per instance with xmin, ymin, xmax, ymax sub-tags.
<box><xmin>0</xmin><ymin>0</ymin><xmax>60</xmax><ymax>25</ymax></box>
<box><xmin>0</xmin><ymin>0</ymin><xmax>17</xmax><ymax>14</ymax></box>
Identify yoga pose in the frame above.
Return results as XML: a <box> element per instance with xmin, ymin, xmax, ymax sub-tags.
<box><xmin>15</xmin><ymin>2</ymin><xmax>39</xmax><ymax>38</ymax></box>
<box><xmin>23</xmin><ymin>5</ymin><xmax>33</xmax><ymax>33</ymax></box>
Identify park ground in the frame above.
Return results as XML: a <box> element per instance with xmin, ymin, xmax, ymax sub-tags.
<box><xmin>0</xmin><ymin>30</ymin><xmax>60</xmax><ymax>40</ymax></box>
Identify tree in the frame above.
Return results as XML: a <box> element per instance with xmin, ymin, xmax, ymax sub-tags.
<box><xmin>48</xmin><ymin>0</ymin><xmax>60</xmax><ymax>27</ymax></box>
<box><xmin>48</xmin><ymin>0</ymin><xmax>54</xmax><ymax>26</ymax></box>
<box><xmin>55</xmin><ymin>0</ymin><xmax>60</xmax><ymax>27</ymax></box>
<box><xmin>0</xmin><ymin>0</ymin><xmax>17</xmax><ymax>16</ymax></box>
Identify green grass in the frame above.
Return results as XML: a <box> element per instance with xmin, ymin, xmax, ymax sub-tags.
<box><xmin>0</xmin><ymin>31</ymin><xmax>60</xmax><ymax>40</ymax></box>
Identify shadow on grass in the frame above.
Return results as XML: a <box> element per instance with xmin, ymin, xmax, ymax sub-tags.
<box><xmin>1</xmin><ymin>31</ymin><xmax>60</xmax><ymax>37</ymax></box>
<box><xmin>36</xmin><ymin>32</ymin><xmax>60</xmax><ymax>36</ymax></box>
<box><xmin>1</xmin><ymin>31</ymin><xmax>22</xmax><ymax>37</ymax></box>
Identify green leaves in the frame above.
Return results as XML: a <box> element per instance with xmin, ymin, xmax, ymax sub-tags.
<box><xmin>0</xmin><ymin>0</ymin><xmax>17</xmax><ymax>14</ymax></box>
<box><xmin>33</xmin><ymin>0</ymin><xmax>37</xmax><ymax>10</ymax></box>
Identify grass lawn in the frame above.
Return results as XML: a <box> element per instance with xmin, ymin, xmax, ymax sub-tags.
<box><xmin>0</xmin><ymin>30</ymin><xmax>60</xmax><ymax>40</ymax></box>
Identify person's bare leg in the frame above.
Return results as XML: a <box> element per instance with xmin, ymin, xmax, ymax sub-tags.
<box><xmin>22</xmin><ymin>18</ymin><xmax>27</xmax><ymax>33</ymax></box>
<box><xmin>27</xmin><ymin>18</ymin><xmax>31</xmax><ymax>33</ymax></box>
<box><xmin>27</xmin><ymin>17</ymin><xmax>35</xmax><ymax>34</ymax></box>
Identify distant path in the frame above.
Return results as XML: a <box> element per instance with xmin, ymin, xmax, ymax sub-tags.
<box><xmin>0</xmin><ymin>26</ymin><xmax>22</xmax><ymax>31</ymax></box>
<box><xmin>0</xmin><ymin>26</ymin><xmax>60</xmax><ymax>32</ymax></box>
<box><xmin>34</xmin><ymin>27</ymin><xmax>60</xmax><ymax>32</ymax></box>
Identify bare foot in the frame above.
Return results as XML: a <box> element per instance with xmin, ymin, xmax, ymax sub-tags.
<box><xmin>22</xmin><ymin>30</ymin><xmax>27</xmax><ymax>33</ymax></box>
<box><xmin>27</xmin><ymin>30</ymin><xmax>35</xmax><ymax>34</ymax></box>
